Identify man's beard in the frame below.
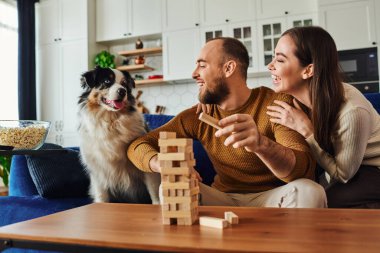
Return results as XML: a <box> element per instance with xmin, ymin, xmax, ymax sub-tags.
<box><xmin>199</xmin><ymin>76</ymin><xmax>230</xmax><ymax>105</ymax></box>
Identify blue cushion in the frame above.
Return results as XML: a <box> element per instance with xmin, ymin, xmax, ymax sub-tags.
<box><xmin>25</xmin><ymin>143</ymin><xmax>90</xmax><ymax>198</ymax></box>
<box><xmin>9</xmin><ymin>155</ymin><xmax>38</xmax><ymax>197</ymax></box>
<box><xmin>364</xmin><ymin>93</ymin><xmax>380</xmax><ymax>114</ymax></box>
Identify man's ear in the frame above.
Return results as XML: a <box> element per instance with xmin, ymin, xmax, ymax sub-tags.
<box><xmin>302</xmin><ymin>64</ymin><xmax>314</xmax><ymax>79</ymax></box>
<box><xmin>80</xmin><ymin>70</ymin><xmax>96</xmax><ymax>89</ymax></box>
<box><xmin>224</xmin><ymin>60</ymin><xmax>237</xmax><ymax>78</ymax></box>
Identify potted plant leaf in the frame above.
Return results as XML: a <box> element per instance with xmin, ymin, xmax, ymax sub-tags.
<box><xmin>0</xmin><ymin>155</ymin><xmax>11</xmax><ymax>187</ymax></box>
<box><xmin>94</xmin><ymin>50</ymin><xmax>116</xmax><ymax>68</ymax></box>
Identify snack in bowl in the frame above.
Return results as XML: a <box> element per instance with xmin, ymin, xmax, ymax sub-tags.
<box><xmin>0</xmin><ymin>120</ymin><xmax>50</xmax><ymax>150</ymax></box>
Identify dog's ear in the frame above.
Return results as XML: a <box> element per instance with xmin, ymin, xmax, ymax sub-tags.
<box><xmin>81</xmin><ymin>70</ymin><xmax>96</xmax><ymax>89</ymax></box>
<box><xmin>122</xmin><ymin>70</ymin><xmax>135</xmax><ymax>89</ymax></box>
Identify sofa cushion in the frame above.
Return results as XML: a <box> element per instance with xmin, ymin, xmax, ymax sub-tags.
<box><xmin>9</xmin><ymin>155</ymin><xmax>39</xmax><ymax>197</ymax></box>
<box><xmin>26</xmin><ymin>143</ymin><xmax>90</xmax><ymax>198</ymax></box>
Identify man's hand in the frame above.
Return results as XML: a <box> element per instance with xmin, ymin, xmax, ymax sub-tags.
<box><xmin>149</xmin><ymin>154</ymin><xmax>203</xmax><ymax>181</ymax></box>
<box><xmin>215</xmin><ymin>114</ymin><xmax>262</xmax><ymax>153</ymax></box>
<box><xmin>266</xmin><ymin>99</ymin><xmax>314</xmax><ymax>138</ymax></box>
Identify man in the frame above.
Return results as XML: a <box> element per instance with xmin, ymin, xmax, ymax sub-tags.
<box><xmin>127</xmin><ymin>37</ymin><xmax>326</xmax><ymax>208</ymax></box>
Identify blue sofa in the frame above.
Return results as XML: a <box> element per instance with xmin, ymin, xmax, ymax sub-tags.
<box><xmin>0</xmin><ymin>93</ymin><xmax>379</xmax><ymax>245</ymax></box>
<box><xmin>0</xmin><ymin>114</ymin><xmax>216</xmax><ymax>229</ymax></box>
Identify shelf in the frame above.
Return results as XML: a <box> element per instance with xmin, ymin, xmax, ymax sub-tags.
<box><xmin>118</xmin><ymin>47</ymin><xmax>162</xmax><ymax>57</ymax></box>
<box><xmin>117</xmin><ymin>64</ymin><xmax>154</xmax><ymax>72</ymax></box>
<box><xmin>135</xmin><ymin>78</ymin><xmax>165</xmax><ymax>85</ymax></box>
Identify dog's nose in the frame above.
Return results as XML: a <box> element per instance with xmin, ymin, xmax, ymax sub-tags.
<box><xmin>117</xmin><ymin>88</ymin><xmax>127</xmax><ymax>99</ymax></box>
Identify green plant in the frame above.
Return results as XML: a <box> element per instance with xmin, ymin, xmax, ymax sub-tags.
<box><xmin>94</xmin><ymin>50</ymin><xmax>116</xmax><ymax>68</ymax></box>
<box><xmin>0</xmin><ymin>155</ymin><xmax>11</xmax><ymax>187</ymax></box>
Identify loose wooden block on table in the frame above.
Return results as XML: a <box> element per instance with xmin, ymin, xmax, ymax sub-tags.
<box><xmin>225</xmin><ymin>211</ymin><xmax>239</xmax><ymax>224</ymax></box>
<box><xmin>199</xmin><ymin>216</ymin><xmax>228</xmax><ymax>229</ymax></box>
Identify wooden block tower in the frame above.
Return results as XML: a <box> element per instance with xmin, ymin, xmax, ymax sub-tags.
<box><xmin>158</xmin><ymin>132</ymin><xmax>199</xmax><ymax>225</ymax></box>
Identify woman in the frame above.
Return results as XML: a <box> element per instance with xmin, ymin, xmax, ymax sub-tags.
<box><xmin>266</xmin><ymin>26</ymin><xmax>380</xmax><ymax>208</ymax></box>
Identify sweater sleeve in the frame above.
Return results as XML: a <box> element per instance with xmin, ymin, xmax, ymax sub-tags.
<box><xmin>127</xmin><ymin>108</ymin><xmax>199</xmax><ymax>172</ymax></box>
<box><xmin>269</xmin><ymin>94</ymin><xmax>316</xmax><ymax>182</ymax></box>
<box><xmin>305</xmin><ymin>107</ymin><xmax>372</xmax><ymax>183</ymax></box>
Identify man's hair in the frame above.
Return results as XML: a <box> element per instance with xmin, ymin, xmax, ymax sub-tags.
<box><xmin>209</xmin><ymin>37</ymin><xmax>249</xmax><ymax>80</ymax></box>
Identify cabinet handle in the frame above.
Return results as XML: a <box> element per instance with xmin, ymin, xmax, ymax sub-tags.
<box><xmin>58</xmin><ymin>38</ymin><xmax>61</xmax><ymax>41</ymax></box>
<box><xmin>285</xmin><ymin>11</ymin><xmax>289</xmax><ymax>15</ymax></box>
<box><xmin>225</xmin><ymin>19</ymin><xmax>230</xmax><ymax>23</ymax></box>
<box><xmin>55</xmin><ymin>121</ymin><xmax>59</xmax><ymax>131</ymax></box>
<box><xmin>372</xmin><ymin>42</ymin><xmax>377</xmax><ymax>45</ymax></box>
<box><xmin>59</xmin><ymin>121</ymin><xmax>63</xmax><ymax>131</ymax></box>
<box><xmin>54</xmin><ymin>38</ymin><xmax>57</xmax><ymax>42</ymax></box>
<box><xmin>195</xmin><ymin>23</ymin><xmax>199</xmax><ymax>26</ymax></box>
<box><xmin>123</xmin><ymin>33</ymin><xmax>127</xmax><ymax>36</ymax></box>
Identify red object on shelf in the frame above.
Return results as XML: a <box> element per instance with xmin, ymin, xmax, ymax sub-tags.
<box><xmin>148</xmin><ymin>75</ymin><xmax>163</xmax><ymax>79</ymax></box>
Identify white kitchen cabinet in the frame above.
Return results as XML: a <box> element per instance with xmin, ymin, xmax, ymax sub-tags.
<box><xmin>257</xmin><ymin>18</ymin><xmax>286</xmax><ymax>72</ymax></box>
<box><xmin>162</xmin><ymin>0</ymin><xmax>200</xmax><ymax>31</ymax></box>
<box><xmin>96</xmin><ymin>0</ymin><xmax>131</xmax><ymax>42</ymax></box>
<box><xmin>131</xmin><ymin>0</ymin><xmax>162</xmax><ymax>36</ymax></box>
<box><xmin>200</xmin><ymin>21</ymin><xmax>259</xmax><ymax>73</ymax></box>
<box><xmin>163</xmin><ymin>29</ymin><xmax>201</xmax><ymax>81</ymax></box>
<box><xmin>319</xmin><ymin>0</ymin><xmax>377</xmax><ymax>50</ymax></box>
<box><xmin>96</xmin><ymin>0</ymin><xmax>161</xmax><ymax>42</ymax></box>
<box><xmin>200</xmin><ymin>0</ymin><xmax>255</xmax><ymax>26</ymax></box>
<box><xmin>37</xmin><ymin>40</ymin><xmax>87</xmax><ymax>147</ymax></box>
<box><xmin>257</xmin><ymin>0</ymin><xmax>317</xmax><ymax>19</ymax></box>
<box><xmin>36</xmin><ymin>0</ymin><xmax>100</xmax><ymax>146</ymax></box>
<box><xmin>36</xmin><ymin>0</ymin><xmax>87</xmax><ymax>45</ymax></box>
<box><xmin>256</xmin><ymin>12</ymin><xmax>318</xmax><ymax>72</ymax></box>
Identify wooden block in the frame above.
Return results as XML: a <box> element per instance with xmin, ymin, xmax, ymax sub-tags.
<box><xmin>159</xmin><ymin>138</ymin><xmax>193</xmax><ymax>147</ymax></box>
<box><xmin>160</xmin><ymin>146</ymin><xmax>177</xmax><ymax>153</ymax></box>
<box><xmin>224</xmin><ymin>211</ymin><xmax>239</xmax><ymax>224</ymax></box>
<box><xmin>162</xmin><ymin>210</ymin><xmax>192</xmax><ymax>218</ymax></box>
<box><xmin>169</xmin><ymin>189</ymin><xmax>176</xmax><ymax>196</ymax></box>
<box><xmin>178</xmin><ymin>146</ymin><xmax>193</xmax><ymax>153</ymax></box>
<box><xmin>159</xmin><ymin>132</ymin><xmax>176</xmax><ymax>139</ymax></box>
<box><xmin>162</xmin><ymin>182</ymin><xmax>191</xmax><ymax>190</ymax></box>
<box><xmin>161</xmin><ymin>167</ymin><xmax>191</xmax><ymax>175</ymax></box>
<box><xmin>180</xmin><ymin>160</ymin><xmax>196</xmax><ymax>167</ymax></box>
<box><xmin>163</xmin><ymin>196</ymin><xmax>192</xmax><ymax>204</ymax></box>
<box><xmin>198</xmin><ymin>112</ymin><xmax>222</xmax><ymax>130</ymax></box>
<box><xmin>160</xmin><ymin>160</ymin><xmax>174</xmax><ymax>168</ymax></box>
<box><xmin>158</xmin><ymin>152</ymin><xmax>191</xmax><ymax>161</ymax></box>
<box><xmin>162</xmin><ymin>203</ymin><xmax>169</xmax><ymax>211</ymax></box>
<box><xmin>199</xmin><ymin>216</ymin><xmax>228</xmax><ymax>229</ymax></box>
<box><xmin>163</xmin><ymin>217</ymin><xmax>174</xmax><ymax>225</ymax></box>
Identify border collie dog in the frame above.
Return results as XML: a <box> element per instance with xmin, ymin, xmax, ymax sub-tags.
<box><xmin>78</xmin><ymin>66</ymin><xmax>160</xmax><ymax>204</ymax></box>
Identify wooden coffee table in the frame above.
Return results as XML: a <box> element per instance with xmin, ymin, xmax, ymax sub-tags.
<box><xmin>0</xmin><ymin>203</ymin><xmax>380</xmax><ymax>252</ymax></box>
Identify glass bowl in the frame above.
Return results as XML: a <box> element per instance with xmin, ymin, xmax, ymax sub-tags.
<box><xmin>0</xmin><ymin>120</ymin><xmax>50</xmax><ymax>150</ymax></box>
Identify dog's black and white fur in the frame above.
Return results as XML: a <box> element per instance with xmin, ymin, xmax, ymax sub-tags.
<box><xmin>78</xmin><ymin>66</ymin><xmax>160</xmax><ymax>204</ymax></box>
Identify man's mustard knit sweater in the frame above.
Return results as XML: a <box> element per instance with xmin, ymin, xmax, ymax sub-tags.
<box><xmin>128</xmin><ymin>87</ymin><xmax>315</xmax><ymax>193</ymax></box>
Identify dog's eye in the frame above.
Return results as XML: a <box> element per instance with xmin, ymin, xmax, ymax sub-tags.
<box><xmin>104</xmin><ymin>79</ymin><xmax>111</xmax><ymax>84</ymax></box>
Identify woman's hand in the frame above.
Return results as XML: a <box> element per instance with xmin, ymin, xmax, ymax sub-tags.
<box><xmin>194</xmin><ymin>103</ymin><xmax>211</xmax><ymax>114</ymax></box>
<box><xmin>266</xmin><ymin>99</ymin><xmax>314</xmax><ymax>138</ymax></box>
<box><xmin>215</xmin><ymin>114</ymin><xmax>262</xmax><ymax>153</ymax></box>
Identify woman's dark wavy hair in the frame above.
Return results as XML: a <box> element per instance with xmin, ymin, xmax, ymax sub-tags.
<box><xmin>282</xmin><ymin>26</ymin><xmax>345</xmax><ymax>156</ymax></box>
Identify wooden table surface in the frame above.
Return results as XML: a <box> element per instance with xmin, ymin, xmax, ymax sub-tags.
<box><xmin>0</xmin><ymin>203</ymin><xmax>380</xmax><ymax>252</ymax></box>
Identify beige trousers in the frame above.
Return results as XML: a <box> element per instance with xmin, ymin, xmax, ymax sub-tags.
<box><xmin>198</xmin><ymin>178</ymin><xmax>327</xmax><ymax>208</ymax></box>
